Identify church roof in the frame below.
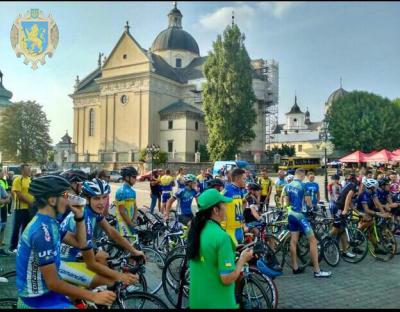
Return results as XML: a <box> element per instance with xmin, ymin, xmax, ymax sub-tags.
<box><xmin>326</xmin><ymin>87</ymin><xmax>348</xmax><ymax>107</ymax></box>
<box><xmin>273</xmin><ymin>121</ymin><xmax>322</xmax><ymax>134</ymax></box>
<box><xmin>74</xmin><ymin>67</ymin><xmax>101</xmax><ymax>94</ymax></box>
<box><xmin>159</xmin><ymin>100</ymin><xmax>204</xmax><ymax>115</ymax></box>
<box><xmin>286</xmin><ymin>96</ymin><xmax>303</xmax><ymax>114</ymax></box>
<box><xmin>272</xmin><ymin>130</ymin><xmax>322</xmax><ymax>143</ymax></box>
<box><xmin>151</xmin><ymin>27</ymin><xmax>200</xmax><ymax>55</ymax></box>
<box><xmin>59</xmin><ymin>131</ymin><xmax>72</xmax><ymax>144</ymax></box>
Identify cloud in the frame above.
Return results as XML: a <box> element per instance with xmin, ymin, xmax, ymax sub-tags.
<box><xmin>258</xmin><ymin>2</ymin><xmax>303</xmax><ymax>18</ymax></box>
<box><xmin>198</xmin><ymin>4</ymin><xmax>257</xmax><ymax>32</ymax></box>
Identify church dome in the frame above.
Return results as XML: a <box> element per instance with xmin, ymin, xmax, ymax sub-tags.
<box><xmin>326</xmin><ymin>87</ymin><xmax>348</xmax><ymax>107</ymax></box>
<box><xmin>151</xmin><ymin>3</ymin><xmax>199</xmax><ymax>55</ymax></box>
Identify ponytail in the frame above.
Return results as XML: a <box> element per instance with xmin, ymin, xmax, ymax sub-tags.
<box><xmin>187</xmin><ymin>208</ymin><xmax>213</xmax><ymax>260</ymax></box>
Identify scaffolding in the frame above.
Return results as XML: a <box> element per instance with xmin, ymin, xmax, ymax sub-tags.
<box><xmin>260</xmin><ymin>59</ymin><xmax>279</xmax><ymax>151</ymax></box>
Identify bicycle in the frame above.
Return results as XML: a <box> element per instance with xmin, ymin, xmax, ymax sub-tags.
<box><xmin>0</xmin><ymin>269</ymin><xmax>17</xmax><ymax>299</ymax></box>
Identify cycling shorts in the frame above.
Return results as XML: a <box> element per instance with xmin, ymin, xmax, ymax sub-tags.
<box><xmin>59</xmin><ymin>261</ymin><xmax>96</xmax><ymax>288</ymax></box>
<box><xmin>161</xmin><ymin>192</ymin><xmax>172</xmax><ymax>203</ymax></box>
<box><xmin>18</xmin><ymin>291</ymin><xmax>75</xmax><ymax>309</ymax></box>
<box><xmin>287</xmin><ymin>211</ymin><xmax>314</xmax><ymax>237</ymax></box>
<box><xmin>226</xmin><ymin>227</ymin><xmax>244</xmax><ymax>246</ymax></box>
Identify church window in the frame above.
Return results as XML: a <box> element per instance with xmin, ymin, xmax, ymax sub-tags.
<box><xmin>176</xmin><ymin>58</ymin><xmax>182</xmax><ymax>68</ymax></box>
<box><xmin>293</xmin><ymin>118</ymin><xmax>297</xmax><ymax>122</ymax></box>
<box><xmin>168</xmin><ymin>140</ymin><xmax>173</xmax><ymax>153</ymax></box>
<box><xmin>298</xmin><ymin>145</ymin><xmax>303</xmax><ymax>152</ymax></box>
<box><xmin>195</xmin><ymin>140</ymin><xmax>199</xmax><ymax>152</ymax></box>
<box><xmin>89</xmin><ymin>108</ymin><xmax>95</xmax><ymax>137</ymax></box>
<box><xmin>168</xmin><ymin>120</ymin><xmax>173</xmax><ymax>129</ymax></box>
<box><xmin>295</xmin><ymin>130</ymin><xmax>299</xmax><ymax>133</ymax></box>
<box><xmin>195</xmin><ymin>121</ymin><xmax>199</xmax><ymax>130</ymax></box>
<box><xmin>284</xmin><ymin>130</ymin><xmax>288</xmax><ymax>135</ymax></box>
<box><xmin>123</xmin><ymin>54</ymin><xmax>127</xmax><ymax>59</ymax></box>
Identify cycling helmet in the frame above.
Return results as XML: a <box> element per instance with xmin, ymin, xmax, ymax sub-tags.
<box><xmin>120</xmin><ymin>166</ymin><xmax>138</xmax><ymax>178</ymax></box>
<box><xmin>247</xmin><ymin>182</ymin><xmax>261</xmax><ymax>191</ymax></box>
<box><xmin>60</xmin><ymin>169</ymin><xmax>88</xmax><ymax>183</ymax></box>
<box><xmin>82</xmin><ymin>178</ymin><xmax>111</xmax><ymax>197</ymax></box>
<box><xmin>206</xmin><ymin>178</ymin><xmax>225</xmax><ymax>189</ymax></box>
<box><xmin>183</xmin><ymin>174</ymin><xmax>197</xmax><ymax>184</ymax></box>
<box><xmin>286</xmin><ymin>174</ymin><xmax>294</xmax><ymax>181</ymax></box>
<box><xmin>363</xmin><ymin>178</ymin><xmax>379</xmax><ymax>189</ymax></box>
<box><xmin>378</xmin><ymin>178</ymin><xmax>390</xmax><ymax>187</ymax></box>
<box><xmin>29</xmin><ymin>175</ymin><xmax>71</xmax><ymax>199</ymax></box>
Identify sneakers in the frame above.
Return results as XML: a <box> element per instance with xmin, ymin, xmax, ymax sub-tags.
<box><xmin>292</xmin><ymin>267</ymin><xmax>306</xmax><ymax>275</ymax></box>
<box><xmin>8</xmin><ymin>248</ymin><xmax>17</xmax><ymax>254</ymax></box>
<box><xmin>343</xmin><ymin>250</ymin><xmax>356</xmax><ymax>258</ymax></box>
<box><xmin>314</xmin><ymin>270</ymin><xmax>332</xmax><ymax>278</ymax></box>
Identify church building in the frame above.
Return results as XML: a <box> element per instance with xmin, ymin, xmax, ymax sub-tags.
<box><xmin>70</xmin><ymin>3</ymin><xmax>268</xmax><ymax>166</ymax></box>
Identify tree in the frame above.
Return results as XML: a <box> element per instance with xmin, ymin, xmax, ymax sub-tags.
<box><xmin>0</xmin><ymin>101</ymin><xmax>52</xmax><ymax>163</ymax></box>
<box><xmin>202</xmin><ymin>23</ymin><xmax>257</xmax><ymax>161</ymax></box>
<box><xmin>266</xmin><ymin>145</ymin><xmax>296</xmax><ymax>158</ymax></box>
<box><xmin>138</xmin><ymin>149</ymin><xmax>168</xmax><ymax>166</ymax></box>
<box><xmin>327</xmin><ymin>91</ymin><xmax>400</xmax><ymax>152</ymax></box>
<box><xmin>199</xmin><ymin>144</ymin><xmax>210</xmax><ymax>162</ymax></box>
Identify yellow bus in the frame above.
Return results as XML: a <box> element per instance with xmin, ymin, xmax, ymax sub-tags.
<box><xmin>279</xmin><ymin>157</ymin><xmax>321</xmax><ymax>172</ymax></box>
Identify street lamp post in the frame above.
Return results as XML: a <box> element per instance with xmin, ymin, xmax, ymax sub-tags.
<box><xmin>146</xmin><ymin>144</ymin><xmax>160</xmax><ymax>176</ymax></box>
<box><xmin>322</xmin><ymin>117</ymin><xmax>329</xmax><ymax>202</ymax></box>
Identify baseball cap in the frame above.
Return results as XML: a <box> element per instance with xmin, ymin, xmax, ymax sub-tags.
<box><xmin>197</xmin><ymin>188</ymin><xmax>232</xmax><ymax>212</ymax></box>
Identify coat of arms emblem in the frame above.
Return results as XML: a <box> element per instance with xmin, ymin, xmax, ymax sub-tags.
<box><xmin>10</xmin><ymin>9</ymin><xmax>59</xmax><ymax>70</ymax></box>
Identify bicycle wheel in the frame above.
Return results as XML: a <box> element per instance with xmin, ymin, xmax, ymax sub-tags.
<box><xmin>237</xmin><ymin>274</ymin><xmax>273</xmax><ymax>309</ymax></box>
<box><xmin>113</xmin><ymin>291</ymin><xmax>169</xmax><ymax>309</ymax></box>
<box><xmin>0</xmin><ymin>298</ymin><xmax>18</xmax><ymax>309</ymax></box>
<box><xmin>248</xmin><ymin>267</ymin><xmax>278</xmax><ymax>309</ymax></box>
<box><xmin>140</xmin><ymin>247</ymin><xmax>165</xmax><ymax>294</ymax></box>
<box><xmin>342</xmin><ymin>227</ymin><xmax>368</xmax><ymax>264</ymax></box>
<box><xmin>369</xmin><ymin>227</ymin><xmax>397</xmax><ymax>262</ymax></box>
<box><xmin>165</xmin><ymin>245</ymin><xmax>187</xmax><ymax>260</ymax></box>
<box><xmin>0</xmin><ymin>271</ymin><xmax>17</xmax><ymax>299</ymax></box>
<box><xmin>321</xmin><ymin>237</ymin><xmax>340</xmax><ymax>267</ymax></box>
<box><xmin>282</xmin><ymin>235</ymin><xmax>311</xmax><ymax>270</ymax></box>
<box><xmin>162</xmin><ymin>254</ymin><xmax>189</xmax><ymax>308</ymax></box>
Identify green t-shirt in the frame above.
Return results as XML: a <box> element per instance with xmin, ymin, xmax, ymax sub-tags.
<box><xmin>189</xmin><ymin>220</ymin><xmax>238</xmax><ymax>309</ymax></box>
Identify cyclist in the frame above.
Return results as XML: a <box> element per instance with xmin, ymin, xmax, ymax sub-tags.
<box><xmin>16</xmin><ymin>175</ymin><xmax>115</xmax><ymax>309</ymax></box>
<box><xmin>280</xmin><ymin>174</ymin><xmax>295</xmax><ymax>210</ymax></box>
<box><xmin>221</xmin><ymin>168</ymin><xmax>246</xmax><ymax>246</ymax></box>
<box><xmin>206</xmin><ymin>178</ymin><xmax>225</xmax><ymax>192</ymax></box>
<box><xmin>274</xmin><ymin>170</ymin><xmax>287</xmax><ymax>209</ymax></box>
<box><xmin>330</xmin><ymin>173</ymin><xmax>359</xmax><ymax>258</ymax></box>
<box><xmin>376</xmin><ymin>177</ymin><xmax>400</xmax><ymax>215</ymax></box>
<box><xmin>389</xmin><ymin>171</ymin><xmax>400</xmax><ymax>195</ymax></box>
<box><xmin>283</xmin><ymin>168</ymin><xmax>331</xmax><ymax>277</ymax></box>
<box><xmin>303</xmin><ymin>171</ymin><xmax>320</xmax><ymax>211</ymax></box>
<box><xmin>187</xmin><ymin>188</ymin><xmax>253</xmax><ymax>309</ymax></box>
<box><xmin>244</xmin><ymin>183</ymin><xmax>263</xmax><ymax>236</ymax></box>
<box><xmin>115</xmin><ymin>166</ymin><xmax>139</xmax><ymax>236</ymax></box>
<box><xmin>176</xmin><ymin>167</ymin><xmax>186</xmax><ymax>189</ymax></box>
<box><xmin>197</xmin><ymin>169</ymin><xmax>211</xmax><ymax>194</ymax></box>
<box><xmin>160</xmin><ymin>169</ymin><xmax>175</xmax><ymax>214</ymax></box>
<box><xmin>328</xmin><ymin>174</ymin><xmax>342</xmax><ymax>216</ymax></box>
<box><xmin>257</xmin><ymin>169</ymin><xmax>272</xmax><ymax>212</ymax></box>
<box><xmin>164</xmin><ymin>174</ymin><xmax>200</xmax><ymax>225</ymax></box>
<box><xmin>59</xmin><ymin>169</ymin><xmax>88</xmax><ymax>222</ymax></box>
<box><xmin>356</xmin><ymin>178</ymin><xmax>390</xmax><ymax>231</ymax></box>
<box><xmin>59</xmin><ymin>178</ymin><xmax>142</xmax><ymax>290</ymax></box>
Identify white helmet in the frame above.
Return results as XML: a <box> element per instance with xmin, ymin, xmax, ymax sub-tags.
<box><xmin>286</xmin><ymin>174</ymin><xmax>294</xmax><ymax>182</ymax></box>
<box><xmin>362</xmin><ymin>178</ymin><xmax>378</xmax><ymax>189</ymax></box>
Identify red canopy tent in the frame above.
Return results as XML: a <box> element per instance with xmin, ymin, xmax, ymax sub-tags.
<box><xmin>392</xmin><ymin>148</ymin><xmax>400</xmax><ymax>155</ymax></box>
<box><xmin>339</xmin><ymin>151</ymin><xmax>367</xmax><ymax>163</ymax></box>
<box><xmin>365</xmin><ymin>150</ymin><xmax>377</xmax><ymax>157</ymax></box>
<box><xmin>363</xmin><ymin>149</ymin><xmax>395</xmax><ymax>162</ymax></box>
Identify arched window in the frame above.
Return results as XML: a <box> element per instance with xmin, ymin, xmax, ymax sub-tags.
<box><xmin>89</xmin><ymin>108</ymin><xmax>95</xmax><ymax>136</ymax></box>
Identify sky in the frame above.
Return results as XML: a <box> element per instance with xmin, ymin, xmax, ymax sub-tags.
<box><xmin>0</xmin><ymin>1</ymin><xmax>399</xmax><ymax>144</ymax></box>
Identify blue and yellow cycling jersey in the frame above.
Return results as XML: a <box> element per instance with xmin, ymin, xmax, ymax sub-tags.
<box><xmin>304</xmin><ymin>181</ymin><xmax>319</xmax><ymax>206</ymax></box>
<box><xmin>59</xmin><ymin>205</ymin><xmax>104</xmax><ymax>262</ymax></box>
<box><xmin>221</xmin><ymin>183</ymin><xmax>245</xmax><ymax>245</ymax></box>
<box><xmin>115</xmin><ymin>182</ymin><xmax>136</xmax><ymax>220</ymax></box>
<box><xmin>282</xmin><ymin>179</ymin><xmax>308</xmax><ymax>213</ymax></box>
<box><xmin>357</xmin><ymin>190</ymin><xmax>378</xmax><ymax>212</ymax></box>
<box><xmin>274</xmin><ymin>177</ymin><xmax>287</xmax><ymax>195</ymax></box>
<box><xmin>173</xmin><ymin>187</ymin><xmax>199</xmax><ymax>216</ymax></box>
<box><xmin>16</xmin><ymin>213</ymin><xmax>62</xmax><ymax>300</ymax></box>
<box><xmin>160</xmin><ymin>175</ymin><xmax>175</xmax><ymax>193</ymax></box>
<box><xmin>176</xmin><ymin>174</ymin><xmax>185</xmax><ymax>189</ymax></box>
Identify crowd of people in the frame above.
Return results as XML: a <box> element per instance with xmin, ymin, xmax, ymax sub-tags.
<box><xmin>0</xmin><ymin>162</ymin><xmax>399</xmax><ymax>308</ymax></box>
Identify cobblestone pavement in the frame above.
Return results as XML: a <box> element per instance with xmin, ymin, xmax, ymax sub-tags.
<box><xmin>1</xmin><ymin>178</ymin><xmax>399</xmax><ymax>308</ymax></box>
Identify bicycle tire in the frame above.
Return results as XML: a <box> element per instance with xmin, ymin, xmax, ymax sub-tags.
<box><xmin>248</xmin><ymin>267</ymin><xmax>279</xmax><ymax>309</ymax></box>
<box><xmin>0</xmin><ymin>298</ymin><xmax>18</xmax><ymax>309</ymax></box>
<box><xmin>237</xmin><ymin>273</ymin><xmax>273</xmax><ymax>309</ymax></box>
<box><xmin>0</xmin><ymin>271</ymin><xmax>17</xmax><ymax>299</ymax></box>
<box><xmin>140</xmin><ymin>247</ymin><xmax>165</xmax><ymax>294</ymax></box>
<box><xmin>368</xmin><ymin>227</ymin><xmax>397</xmax><ymax>262</ymax></box>
<box><xmin>321</xmin><ymin>237</ymin><xmax>340</xmax><ymax>267</ymax></box>
<box><xmin>162</xmin><ymin>254</ymin><xmax>189</xmax><ymax>308</ymax></box>
<box><xmin>342</xmin><ymin>227</ymin><xmax>368</xmax><ymax>264</ymax></box>
<box><xmin>112</xmin><ymin>291</ymin><xmax>169</xmax><ymax>309</ymax></box>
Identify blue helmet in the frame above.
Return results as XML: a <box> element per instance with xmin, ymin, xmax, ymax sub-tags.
<box><xmin>82</xmin><ymin>178</ymin><xmax>111</xmax><ymax>197</ymax></box>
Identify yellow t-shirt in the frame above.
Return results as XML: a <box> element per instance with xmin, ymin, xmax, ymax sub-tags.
<box><xmin>12</xmin><ymin>176</ymin><xmax>34</xmax><ymax>210</ymax></box>
<box><xmin>258</xmin><ymin>177</ymin><xmax>272</xmax><ymax>196</ymax></box>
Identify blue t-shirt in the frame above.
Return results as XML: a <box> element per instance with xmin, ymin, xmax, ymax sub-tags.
<box><xmin>173</xmin><ymin>187</ymin><xmax>199</xmax><ymax>216</ymax></box>
<box><xmin>357</xmin><ymin>190</ymin><xmax>378</xmax><ymax>212</ymax></box>
<box><xmin>283</xmin><ymin>179</ymin><xmax>308</xmax><ymax>213</ymax></box>
<box><xmin>59</xmin><ymin>205</ymin><xmax>104</xmax><ymax>262</ymax></box>
<box><xmin>376</xmin><ymin>188</ymin><xmax>389</xmax><ymax>205</ymax></box>
<box><xmin>304</xmin><ymin>181</ymin><xmax>320</xmax><ymax>206</ymax></box>
<box><xmin>16</xmin><ymin>213</ymin><xmax>61</xmax><ymax>299</ymax></box>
